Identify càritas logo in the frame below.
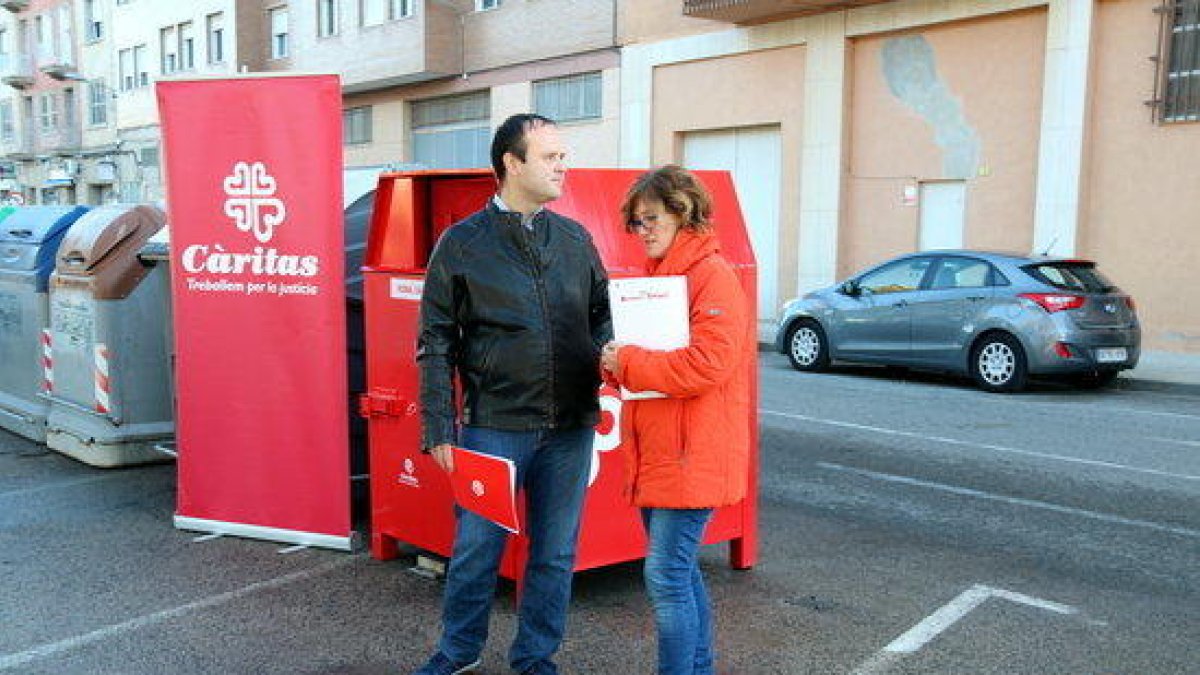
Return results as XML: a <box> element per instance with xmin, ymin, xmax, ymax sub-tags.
<box><xmin>180</xmin><ymin>161</ymin><xmax>319</xmax><ymax>278</ymax></box>
<box><xmin>223</xmin><ymin>161</ymin><xmax>287</xmax><ymax>243</ymax></box>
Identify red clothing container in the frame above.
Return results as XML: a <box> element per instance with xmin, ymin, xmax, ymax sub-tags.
<box><xmin>360</xmin><ymin>168</ymin><xmax>759</xmax><ymax>577</ymax></box>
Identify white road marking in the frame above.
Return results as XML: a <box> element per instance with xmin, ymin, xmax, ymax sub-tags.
<box><xmin>0</xmin><ymin>557</ymin><xmax>355</xmax><ymax>671</ymax></box>
<box><xmin>1150</xmin><ymin>437</ymin><xmax>1200</xmax><ymax>449</ymax></box>
<box><xmin>817</xmin><ymin>462</ymin><xmax>1200</xmax><ymax>539</ymax></box>
<box><xmin>762</xmin><ymin>409</ymin><xmax>1200</xmax><ymax>482</ymax></box>
<box><xmin>851</xmin><ymin>584</ymin><xmax>1084</xmax><ymax>675</ymax></box>
<box><xmin>191</xmin><ymin>533</ymin><xmax>224</xmax><ymax>543</ymax></box>
<box><xmin>0</xmin><ymin>475</ymin><xmax>126</xmax><ymax>501</ymax></box>
<box><xmin>277</xmin><ymin>544</ymin><xmax>310</xmax><ymax>554</ymax></box>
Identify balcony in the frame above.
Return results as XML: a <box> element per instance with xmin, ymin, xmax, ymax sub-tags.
<box><xmin>38</xmin><ymin>47</ymin><xmax>77</xmax><ymax>80</ymax></box>
<box><xmin>1</xmin><ymin>0</ymin><xmax>30</xmax><ymax>13</ymax></box>
<box><xmin>33</xmin><ymin>124</ymin><xmax>81</xmax><ymax>154</ymax></box>
<box><xmin>683</xmin><ymin>0</ymin><xmax>895</xmax><ymax>24</ymax></box>
<box><xmin>293</xmin><ymin>2</ymin><xmax>464</xmax><ymax>93</ymax></box>
<box><xmin>2</xmin><ymin>129</ymin><xmax>34</xmax><ymax>157</ymax></box>
<box><xmin>0</xmin><ymin>53</ymin><xmax>34</xmax><ymax>89</ymax></box>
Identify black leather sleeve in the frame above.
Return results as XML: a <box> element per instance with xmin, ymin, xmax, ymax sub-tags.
<box><xmin>416</xmin><ymin>237</ymin><xmax>460</xmax><ymax>451</ymax></box>
<box><xmin>587</xmin><ymin>237</ymin><xmax>613</xmax><ymax>355</ymax></box>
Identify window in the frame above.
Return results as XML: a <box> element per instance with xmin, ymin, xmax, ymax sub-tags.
<box><xmin>134</xmin><ymin>44</ymin><xmax>148</xmax><ymax>86</ymax></box>
<box><xmin>55</xmin><ymin>5</ymin><xmax>71</xmax><ymax>60</ymax></box>
<box><xmin>857</xmin><ymin>257</ymin><xmax>933</xmax><ymax>295</ymax></box>
<box><xmin>343</xmin><ymin>106</ymin><xmax>372</xmax><ymax>144</ymax></box>
<box><xmin>88</xmin><ymin>80</ymin><xmax>108</xmax><ymax>126</ymax></box>
<box><xmin>411</xmin><ymin>91</ymin><xmax>491</xmax><ymax>169</ymax></box>
<box><xmin>84</xmin><ymin>0</ymin><xmax>103</xmax><ymax>41</ymax></box>
<box><xmin>534</xmin><ymin>72</ymin><xmax>602</xmax><ymax>122</ymax></box>
<box><xmin>38</xmin><ymin>93</ymin><xmax>58</xmax><ymax>131</ymax></box>
<box><xmin>475</xmin><ymin>0</ymin><xmax>500</xmax><ymax>11</ymax></box>
<box><xmin>269</xmin><ymin>6</ymin><xmax>289</xmax><ymax>59</ymax></box>
<box><xmin>139</xmin><ymin>146</ymin><xmax>160</xmax><ymax>168</ymax></box>
<box><xmin>318</xmin><ymin>0</ymin><xmax>338</xmax><ymax>37</ymax></box>
<box><xmin>361</xmin><ymin>0</ymin><xmax>385</xmax><ymax>26</ymax></box>
<box><xmin>160</xmin><ymin>26</ymin><xmax>178</xmax><ymax>74</ymax></box>
<box><xmin>929</xmin><ymin>257</ymin><xmax>996</xmax><ymax>290</ymax></box>
<box><xmin>178</xmin><ymin>22</ymin><xmax>195</xmax><ymax>70</ymax></box>
<box><xmin>1021</xmin><ymin>262</ymin><xmax>1115</xmax><ymax>293</ymax></box>
<box><xmin>1157</xmin><ymin>0</ymin><xmax>1200</xmax><ymax>122</ymax></box>
<box><xmin>390</xmin><ymin>0</ymin><xmax>413</xmax><ymax>19</ymax></box>
<box><xmin>62</xmin><ymin>87</ymin><xmax>75</xmax><ymax>128</ymax></box>
<box><xmin>207</xmin><ymin>13</ymin><xmax>225</xmax><ymax>64</ymax></box>
<box><xmin>0</xmin><ymin>101</ymin><xmax>13</xmax><ymax>142</ymax></box>
<box><xmin>118</xmin><ymin>47</ymin><xmax>134</xmax><ymax>90</ymax></box>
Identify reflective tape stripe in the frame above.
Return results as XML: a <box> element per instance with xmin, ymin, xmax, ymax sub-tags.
<box><xmin>94</xmin><ymin>344</ymin><xmax>110</xmax><ymax>414</ymax></box>
<box><xmin>41</xmin><ymin>330</ymin><xmax>53</xmax><ymax>393</ymax></box>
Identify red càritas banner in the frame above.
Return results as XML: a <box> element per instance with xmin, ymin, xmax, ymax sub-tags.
<box><xmin>157</xmin><ymin>75</ymin><xmax>352</xmax><ymax>549</ymax></box>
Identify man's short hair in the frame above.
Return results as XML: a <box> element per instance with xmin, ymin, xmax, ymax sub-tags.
<box><xmin>491</xmin><ymin>113</ymin><xmax>556</xmax><ymax>183</ymax></box>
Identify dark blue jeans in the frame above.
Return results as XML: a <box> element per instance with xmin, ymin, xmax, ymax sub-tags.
<box><xmin>642</xmin><ymin>507</ymin><xmax>715</xmax><ymax>675</ymax></box>
<box><xmin>437</xmin><ymin>425</ymin><xmax>593</xmax><ymax>674</ymax></box>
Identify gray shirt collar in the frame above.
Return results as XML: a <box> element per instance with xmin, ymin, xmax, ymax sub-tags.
<box><xmin>492</xmin><ymin>194</ymin><xmax>541</xmax><ymax>230</ymax></box>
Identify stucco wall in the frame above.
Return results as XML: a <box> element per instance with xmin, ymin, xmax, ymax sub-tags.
<box><xmin>842</xmin><ymin>9</ymin><xmax>1047</xmax><ymax>277</ymax></box>
<box><xmin>651</xmin><ymin>45</ymin><xmax>806</xmax><ymax>303</ymax></box>
<box><xmin>1083</xmin><ymin>0</ymin><xmax>1200</xmax><ymax>351</ymax></box>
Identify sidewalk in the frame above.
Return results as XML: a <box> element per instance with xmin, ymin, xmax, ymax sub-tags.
<box><xmin>1123</xmin><ymin>349</ymin><xmax>1200</xmax><ymax>390</ymax></box>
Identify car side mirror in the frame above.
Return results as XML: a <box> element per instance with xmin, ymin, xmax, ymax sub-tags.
<box><xmin>841</xmin><ymin>280</ymin><xmax>862</xmax><ymax>297</ymax></box>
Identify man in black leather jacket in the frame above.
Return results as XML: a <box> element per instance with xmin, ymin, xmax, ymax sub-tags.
<box><xmin>414</xmin><ymin>114</ymin><xmax>611</xmax><ymax>675</ymax></box>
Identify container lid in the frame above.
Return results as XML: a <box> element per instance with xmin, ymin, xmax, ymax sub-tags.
<box><xmin>0</xmin><ymin>206</ymin><xmax>84</xmax><ymax>246</ymax></box>
<box><xmin>54</xmin><ymin>204</ymin><xmax>166</xmax><ymax>299</ymax></box>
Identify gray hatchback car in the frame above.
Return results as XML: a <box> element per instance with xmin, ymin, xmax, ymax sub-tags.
<box><xmin>775</xmin><ymin>251</ymin><xmax>1140</xmax><ymax>392</ymax></box>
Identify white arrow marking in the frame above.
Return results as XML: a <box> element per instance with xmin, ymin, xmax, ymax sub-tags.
<box><xmin>851</xmin><ymin>584</ymin><xmax>1097</xmax><ymax>675</ymax></box>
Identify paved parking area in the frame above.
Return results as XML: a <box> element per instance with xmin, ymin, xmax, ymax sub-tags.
<box><xmin>3</xmin><ymin>354</ymin><xmax>1198</xmax><ymax>673</ymax></box>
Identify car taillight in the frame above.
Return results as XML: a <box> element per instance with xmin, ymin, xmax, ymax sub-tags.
<box><xmin>1125</xmin><ymin>296</ymin><xmax>1136</xmax><ymax>312</ymax></box>
<box><xmin>1019</xmin><ymin>293</ymin><xmax>1086</xmax><ymax>313</ymax></box>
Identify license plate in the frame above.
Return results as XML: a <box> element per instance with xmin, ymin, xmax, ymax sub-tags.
<box><xmin>1096</xmin><ymin>347</ymin><xmax>1127</xmax><ymax>363</ymax></box>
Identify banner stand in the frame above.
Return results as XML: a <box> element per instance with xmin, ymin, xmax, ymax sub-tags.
<box><xmin>158</xmin><ymin>74</ymin><xmax>354</xmax><ymax>552</ymax></box>
<box><xmin>174</xmin><ymin>516</ymin><xmax>358</xmax><ymax>551</ymax></box>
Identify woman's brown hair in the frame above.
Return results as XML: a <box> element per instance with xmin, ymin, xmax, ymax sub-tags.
<box><xmin>620</xmin><ymin>164</ymin><xmax>714</xmax><ymax>233</ymax></box>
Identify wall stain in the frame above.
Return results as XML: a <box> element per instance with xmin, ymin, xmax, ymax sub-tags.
<box><xmin>881</xmin><ymin>35</ymin><xmax>980</xmax><ymax>179</ymax></box>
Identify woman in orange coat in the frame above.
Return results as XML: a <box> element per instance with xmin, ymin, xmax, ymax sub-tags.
<box><xmin>601</xmin><ymin>165</ymin><xmax>753</xmax><ymax>675</ymax></box>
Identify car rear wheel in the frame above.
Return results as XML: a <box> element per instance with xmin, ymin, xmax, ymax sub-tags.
<box><xmin>971</xmin><ymin>332</ymin><xmax>1028</xmax><ymax>393</ymax></box>
<box><xmin>786</xmin><ymin>319</ymin><xmax>830</xmax><ymax>372</ymax></box>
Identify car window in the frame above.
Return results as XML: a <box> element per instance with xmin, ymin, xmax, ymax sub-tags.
<box><xmin>859</xmin><ymin>258</ymin><xmax>933</xmax><ymax>294</ymax></box>
<box><xmin>1023</xmin><ymin>263</ymin><xmax>1115</xmax><ymax>293</ymax></box>
<box><xmin>930</xmin><ymin>257</ymin><xmax>993</xmax><ymax>290</ymax></box>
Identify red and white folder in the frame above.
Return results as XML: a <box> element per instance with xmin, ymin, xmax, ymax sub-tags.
<box><xmin>450</xmin><ymin>447</ymin><xmax>520</xmax><ymax>534</ymax></box>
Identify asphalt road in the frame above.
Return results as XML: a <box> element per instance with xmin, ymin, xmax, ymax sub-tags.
<box><xmin>1</xmin><ymin>354</ymin><xmax>1197</xmax><ymax>674</ymax></box>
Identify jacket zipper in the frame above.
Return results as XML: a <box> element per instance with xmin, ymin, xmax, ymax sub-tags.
<box><xmin>521</xmin><ymin>222</ymin><xmax>557</xmax><ymax>428</ymax></box>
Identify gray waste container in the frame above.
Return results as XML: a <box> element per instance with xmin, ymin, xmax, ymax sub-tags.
<box><xmin>45</xmin><ymin>204</ymin><xmax>173</xmax><ymax>467</ymax></box>
<box><xmin>0</xmin><ymin>205</ymin><xmax>89</xmax><ymax>442</ymax></box>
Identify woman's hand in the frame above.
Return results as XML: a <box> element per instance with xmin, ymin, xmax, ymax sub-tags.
<box><xmin>601</xmin><ymin>341</ymin><xmax>624</xmax><ymax>373</ymax></box>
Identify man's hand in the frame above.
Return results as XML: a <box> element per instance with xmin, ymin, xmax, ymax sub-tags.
<box><xmin>430</xmin><ymin>443</ymin><xmax>454</xmax><ymax>473</ymax></box>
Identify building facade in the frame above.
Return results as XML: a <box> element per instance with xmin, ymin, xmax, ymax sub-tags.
<box><xmin>0</xmin><ymin>0</ymin><xmax>1194</xmax><ymax>352</ymax></box>
<box><xmin>619</xmin><ymin>0</ymin><xmax>1199</xmax><ymax>351</ymax></box>
<box><xmin>0</xmin><ymin>0</ymin><xmax>84</xmax><ymax>206</ymax></box>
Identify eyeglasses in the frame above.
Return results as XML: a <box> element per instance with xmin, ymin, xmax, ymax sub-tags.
<box><xmin>626</xmin><ymin>214</ymin><xmax>662</xmax><ymax>234</ymax></box>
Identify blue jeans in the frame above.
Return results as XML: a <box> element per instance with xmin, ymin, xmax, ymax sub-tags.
<box><xmin>437</xmin><ymin>425</ymin><xmax>593</xmax><ymax>674</ymax></box>
<box><xmin>642</xmin><ymin>508</ymin><xmax>715</xmax><ymax>675</ymax></box>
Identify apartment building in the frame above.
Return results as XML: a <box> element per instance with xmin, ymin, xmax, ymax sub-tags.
<box><xmin>0</xmin><ymin>0</ymin><xmax>84</xmax><ymax>206</ymax></box>
<box><xmin>617</xmin><ymin>0</ymin><xmax>1200</xmax><ymax>351</ymax></box>
<box><xmin>90</xmin><ymin>0</ymin><xmax>241</xmax><ymax>204</ymax></box>
<box><xmin>276</xmin><ymin>0</ymin><xmax>621</xmax><ymax>201</ymax></box>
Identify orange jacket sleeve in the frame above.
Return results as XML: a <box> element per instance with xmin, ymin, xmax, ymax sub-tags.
<box><xmin>615</xmin><ymin>260</ymin><xmax>748</xmax><ymax>398</ymax></box>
